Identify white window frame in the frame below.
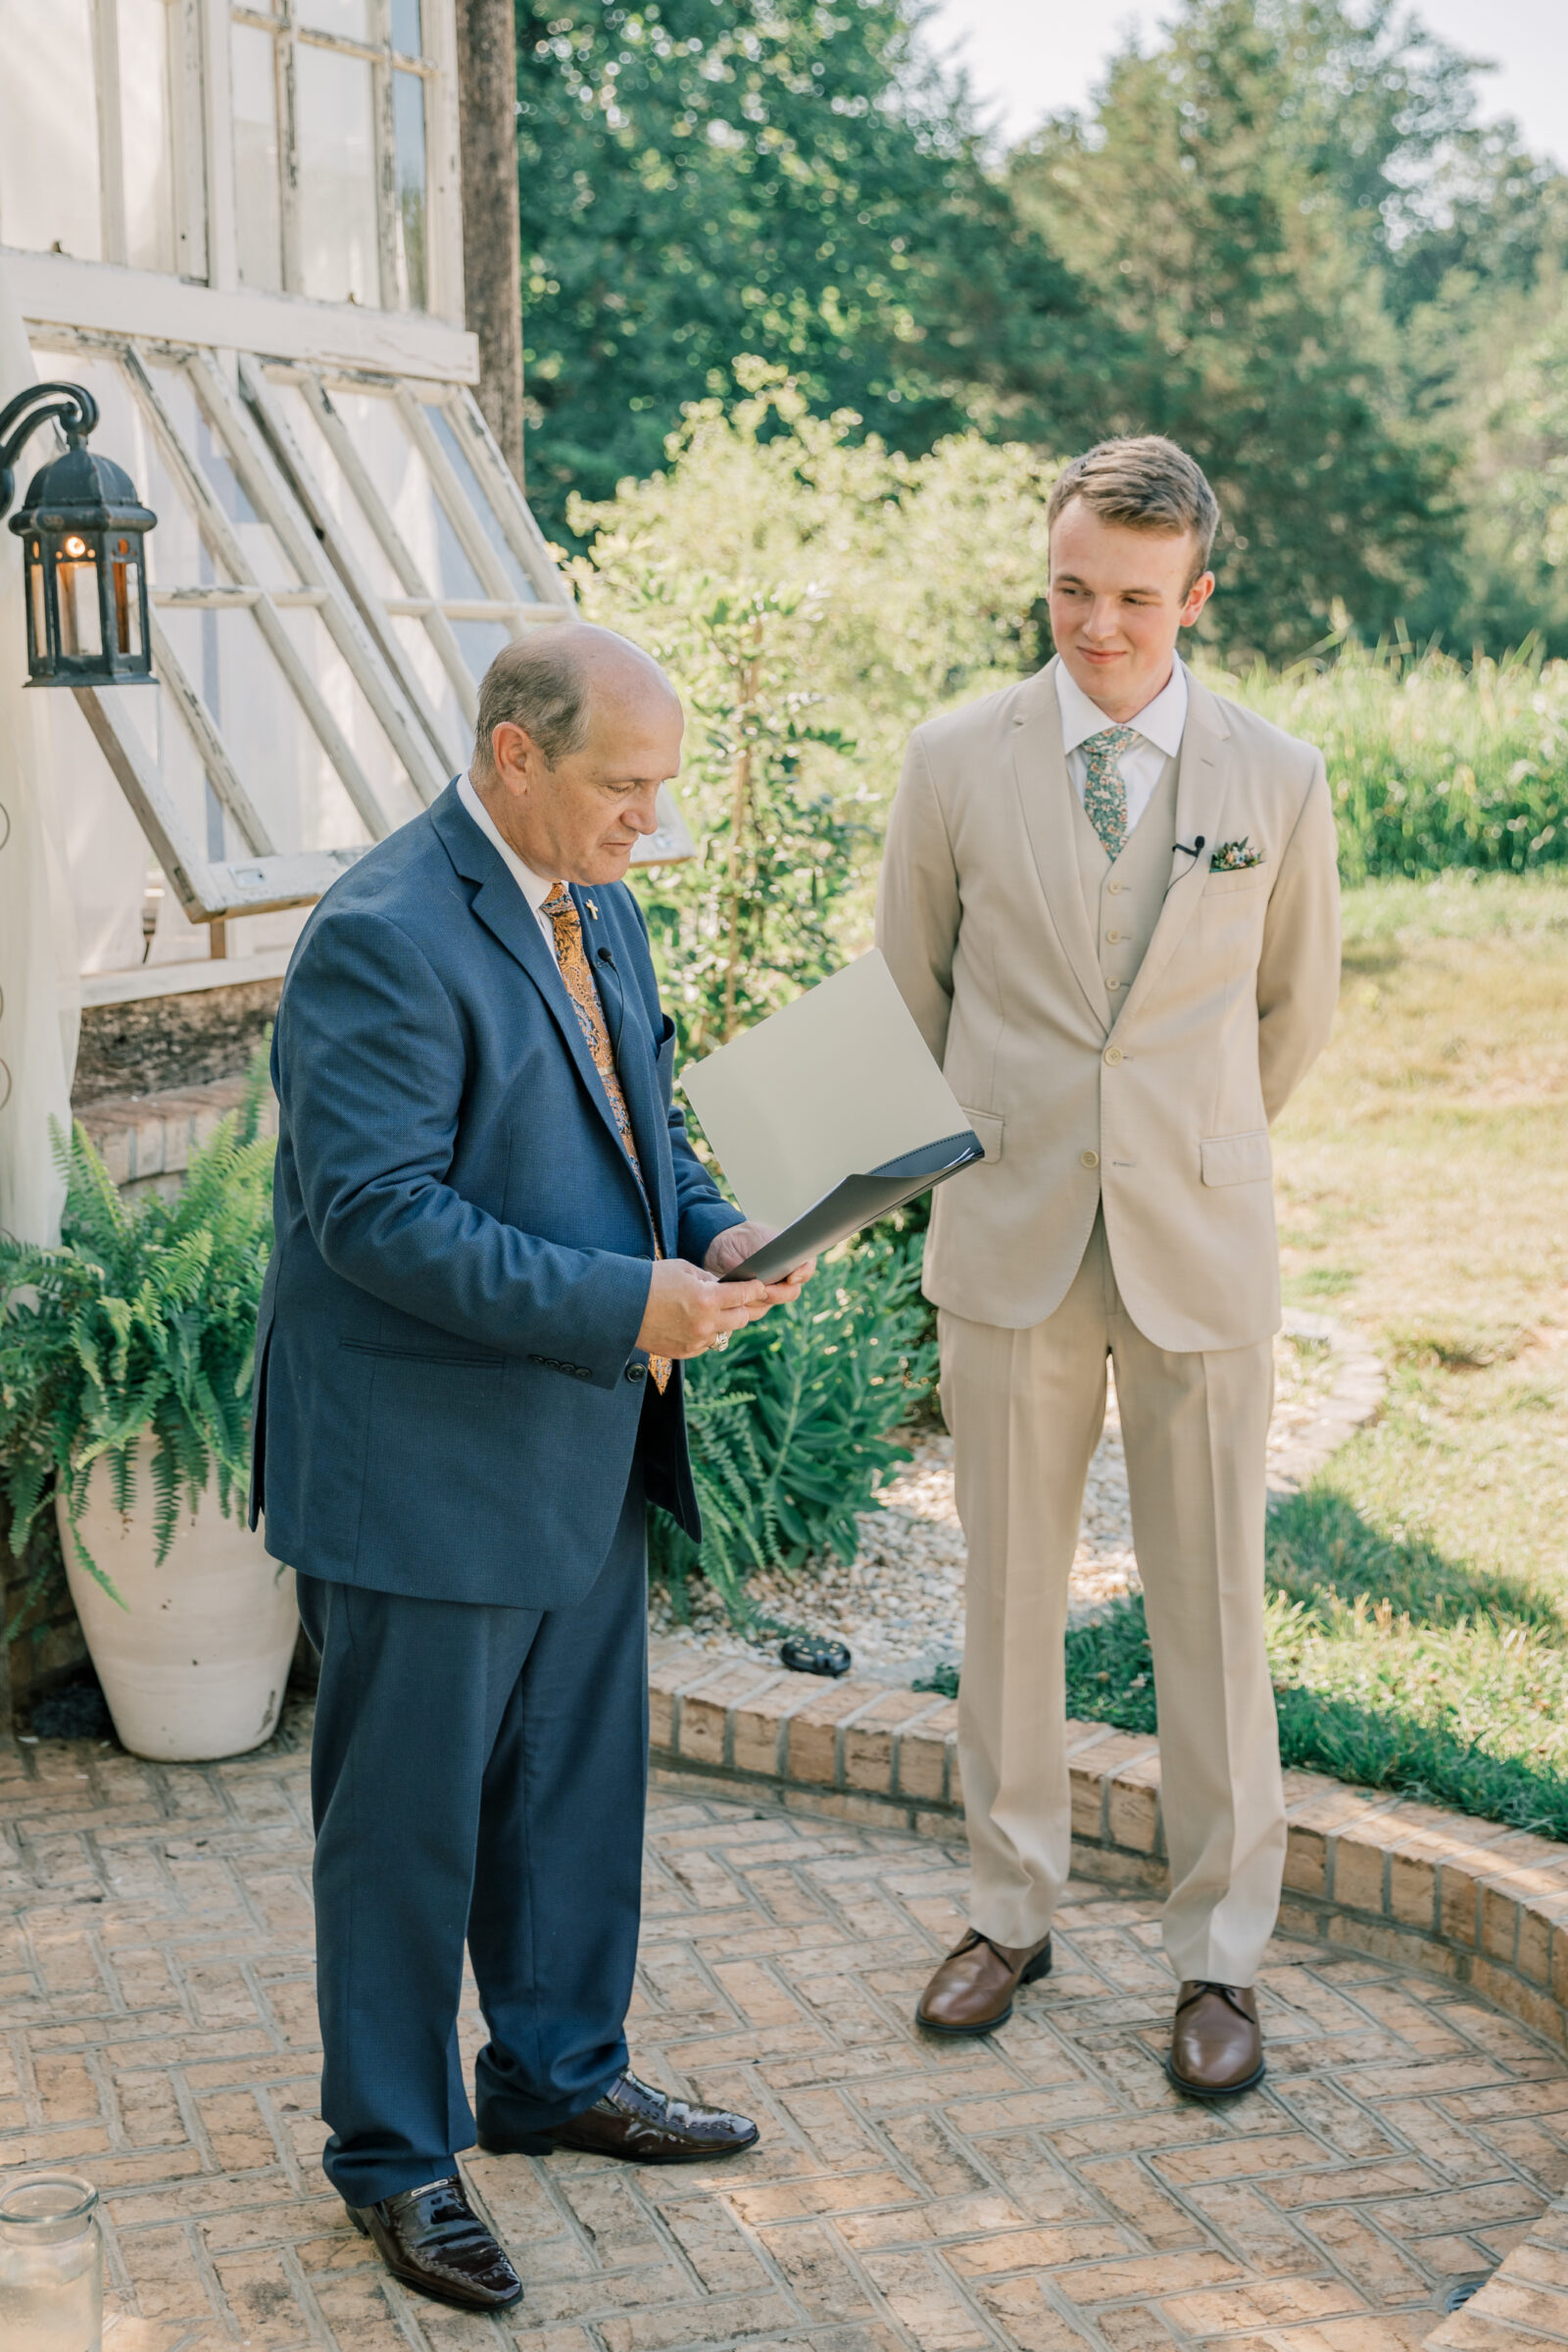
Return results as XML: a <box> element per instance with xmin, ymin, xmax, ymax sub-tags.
<box><xmin>1</xmin><ymin>0</ymin><xmax>464</xmax><ymax>320</ymax></box>
<box><xmin>223</xmin><ymin>0</ymin><xmax>456</xmax><ymax>315</ymax></box>
<box><xmin>32</xmin><ymin>321</ymin><xmax>692</xmax><ymax>935</ymax></box>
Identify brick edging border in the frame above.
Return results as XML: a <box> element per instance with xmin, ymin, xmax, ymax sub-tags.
<box><xmin>649</xmin><ymin>1635</ymin><xmax>1568</xmax><ymax>2345</ymax></box>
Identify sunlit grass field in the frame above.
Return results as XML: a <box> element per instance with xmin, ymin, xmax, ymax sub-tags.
<box><xmin>1067</xmin><ymin>871</ymin><xmax>1568</xmax><ymax>1830</ymax></box>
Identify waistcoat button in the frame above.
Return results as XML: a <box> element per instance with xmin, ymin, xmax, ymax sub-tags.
<box><xmin>1080</xmin><ymin>1149</ymin><xmax>1100</xmax><ymax>1168</ymax></box>
<box><xmin>1105</xmin><ymin>929</ymin><xmax>1122</xmax><ymax>944</ymax></box>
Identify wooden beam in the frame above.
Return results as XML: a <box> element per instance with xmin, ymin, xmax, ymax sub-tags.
<box><xmin>4</xmin><ymin>245</ymin><xmax>479</xmax><ymax>381</ymax></box>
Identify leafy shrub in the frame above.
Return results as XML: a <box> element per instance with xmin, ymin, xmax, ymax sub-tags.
<box><xmin>650</xmin><ymin>1235</ymin><xmax>937</xmax><ymax>1623</ymax></box>
<box><xmin>1220</xmin><ymin>639</ymin><xmax>1568</xmax><ymax>880</ymax></box>
<box><xmin>0</xmin><ymin>1065</ymin><xmax>273</xmax><ymax>1611</ymax></box>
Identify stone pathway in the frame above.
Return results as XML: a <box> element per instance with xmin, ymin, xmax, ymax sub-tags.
<box><xmin>5</xmin><ymin>1708</ymin><xmax>1568</xmax><ymax>2350</ymax></box>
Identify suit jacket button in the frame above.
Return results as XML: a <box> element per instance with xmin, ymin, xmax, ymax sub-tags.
<box><xmin>625</xmin><ymin>1363</ymin><xmax>647</xmax><ymax>1383</ymax></box>
<box><xmin>1080</xmin><ymin>1149</ymin><xmax>1100</xmax><ymax>1168</ymax></box>
<box><xmin>1103</xmin><ymin>1046</ymin><xmax>1123</xmax><ymax>1066</ymax></box>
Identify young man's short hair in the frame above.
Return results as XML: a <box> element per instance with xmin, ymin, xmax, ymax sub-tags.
<box><xmin>1047</xmin><ymin>436</ymin><xmax>1220</xmax><ymax>588</ymax></box>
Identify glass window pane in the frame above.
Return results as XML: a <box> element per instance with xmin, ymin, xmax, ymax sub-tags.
<box><xmin>450</xmin><ymin>618</ymin><xmax>513</xmax><ymax>683</ymax></box>
<box><xmin>298</xmin><ymin>0</ymin><xmax>369</xmax><ymax>34</ymax></box>
<box><xmin>231</xmin><ymin>23</ymin><xmax>283</xmax><ymax>293</ymax></box>
<box><xmin>120</xmin><ymin>0</ymin><xmax>176</xmax><ymax>272</ymax></box>
<box><xmin>0</xmin><ymin>0</ymin><xmax>103</xmax><ymax>260</ymax></box>
<box><xmin>391</xmin><ymin>0</ymin><xmax>422</xmax><ymax>57</ymax></box>
<box><xmin>392</xmin><ymin>71</ymin><xmax>428</xmax><ymax>312</ymax></box>
<box><xmin>268</xmin><ymin>380</ymin><xmax>405</xmax><ymax>600</ymax></box>
<box><xmin>426</xmin><ymin>407</ymin><xmax>539</xmax><ymax>602</ymax></box>
<box><xmin>145</xmin><ymin>360</ymin><xmax>299</xmax><ymax>590</ymax></box>
<box><xmin>297</xmin><ymin>44</ymin><xmax>379</xmax><ymax>305</ymax></box>
<box><xmin>159</xmin><ymin>602</ymin><xmax>401</xmax><ymax>858</ymax></box>
<box><xmin>280</xmin><ymin>607</ymin><xmax>426</xmax><ymax>839</ymax></box>
<box><xmin>331</xmin><ymin>389</ymin><xmax>486</xmax><ymax>598</ymax></box>
<box><xmin>389</xmin><ymin>613</ymin><xmax>467</xmax><ymax>768</ymax></box>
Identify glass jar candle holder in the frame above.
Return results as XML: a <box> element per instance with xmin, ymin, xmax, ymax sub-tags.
<box><xmin>0</xmin><ymin>2175</ymin><xmax>103</xmax><ymax>2352</ymax></box>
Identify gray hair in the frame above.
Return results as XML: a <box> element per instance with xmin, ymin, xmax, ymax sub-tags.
<box><xmin>474</xmin><ymin>632</ymin><xmax>592</xmax><ymax>769</ymax></box>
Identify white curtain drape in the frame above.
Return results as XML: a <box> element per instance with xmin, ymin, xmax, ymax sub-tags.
<box><xmin>0</xmin><ymin>261</ymin><xmax>81</xmax><ymax>1247</ymax></box>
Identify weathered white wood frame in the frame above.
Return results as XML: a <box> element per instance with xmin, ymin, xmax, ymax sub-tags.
<box><xmin>224</xmin><ymin>0</ymin><xmax>449</xmax><ymax>316</ymax></box>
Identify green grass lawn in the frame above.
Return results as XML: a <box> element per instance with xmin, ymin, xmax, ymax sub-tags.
<box><xmin>1067</xmin><ymin>871</ymin><xmax>1568</xmax><ymax>1833</ymax></box>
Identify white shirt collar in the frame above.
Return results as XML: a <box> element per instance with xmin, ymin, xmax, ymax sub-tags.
<box><xmin>457</xmin><ymin>770</ymin><xmax>557</xmax><ymax>915</ymax></box>
<box><xmin>1054</xmin><ymin>655</ymin><xmax>1189</xmax><ymax>760</ymax></box>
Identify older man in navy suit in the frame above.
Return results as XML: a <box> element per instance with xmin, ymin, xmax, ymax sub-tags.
<box><xmin>252</xmin><ymin>625</ymin><xmax>809</xmax><ymax>2313</ymax></box>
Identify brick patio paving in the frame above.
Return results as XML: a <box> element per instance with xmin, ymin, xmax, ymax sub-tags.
<box><xmin>5</xmin><ymin>1700</ymin><xmax>1568</xmax><ymax>2351</ymax></box>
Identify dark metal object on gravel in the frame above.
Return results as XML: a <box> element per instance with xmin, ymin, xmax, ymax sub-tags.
<box><xmin>780</xmin><ymin>1634</ymin><xmax>852</xmax><ymax>1678</ymax></box>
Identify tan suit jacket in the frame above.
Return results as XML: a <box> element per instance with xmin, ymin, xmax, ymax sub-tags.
<box><xmin>874</xmin><ymin>658</ymin><xmax>1341</xmax><ymax>1351</ymax></box>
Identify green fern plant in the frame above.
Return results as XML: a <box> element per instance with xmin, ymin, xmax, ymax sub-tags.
<box><xmin>648</xmin><ymin>1234</ymin><xmax>937</xmax><ymax>1625</ymax></box>
<box><xmin>0</xmin><ymin>1055</ymin><xmax>274</xmax><ymax>1617</ymax></box>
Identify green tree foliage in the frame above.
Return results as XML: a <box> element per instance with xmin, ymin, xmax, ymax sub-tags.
<box><xmin>1446</xmin><ymin>270</ymin><xmax>1568</xmax><ymax>653</ymax></box>
<box><xmin>1007</xmin><ymin>0</ymin><xmax>1468</xmax><ymax>658</ymax></box>
<box><xmin>517</xmin><ymin>0</ymin><xmax>1568</xmax><ymax>656</ymax></box>
<box><xmin>570</xmin><ymin>368</ymin><xmax>1056</xmax><ymax>1046</ymax></box>
<box><xmin>514</xmin><ymin>0</ymin><xmax>1081</xmax><ymax>537</ymax></box>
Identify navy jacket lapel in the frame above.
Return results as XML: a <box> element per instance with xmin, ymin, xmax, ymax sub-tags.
<box><xmin>429</xmin><ymin>786</ymin><xmax>641</xmax><ymax>1185</ymax></box>
<box><xmin>577</xmin><ymin>891</ymin><xmax>675</xmax><ymax>1250</ymax></box>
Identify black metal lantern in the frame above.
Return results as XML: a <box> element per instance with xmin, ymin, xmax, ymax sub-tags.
<box><xmin>1</xmin><ymin>382</ymin><xmax>157</xmax><ymax>687</ymax></box>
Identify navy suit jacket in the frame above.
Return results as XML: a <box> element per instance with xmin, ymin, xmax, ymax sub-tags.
<box><xmin>250</xmin><ymin>782</ymin><xmax>744</xmax><ymax>1608</ymax></box>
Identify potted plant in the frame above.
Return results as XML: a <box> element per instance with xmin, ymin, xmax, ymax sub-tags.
<box><xmin>0</xmin><ymin>1065</ymin><xmax>294</xmax><ymax>1761</ymax></box>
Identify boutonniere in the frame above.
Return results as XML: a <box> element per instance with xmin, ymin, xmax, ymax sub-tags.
<box><xmin>1208</xmin><ymin>837</ymin><xmax>1264</xmax><ymax>871</ymax></box>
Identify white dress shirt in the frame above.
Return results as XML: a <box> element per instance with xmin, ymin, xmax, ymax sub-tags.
<box><xmin>457</xmin><ymin>770</ymin><xmax>558</xmax><ymax>949</ymax></box>
<box><xmin>1054</xmin><ymin>657</ymin><xmax>1190</xmax><ymax>835</ymax></box>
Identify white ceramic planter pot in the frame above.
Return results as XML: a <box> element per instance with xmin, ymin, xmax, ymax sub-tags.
<box><xmin>58</xmin><ymin>1453</ymin><xmax>297</xmax><ymax>1762</ymax></box>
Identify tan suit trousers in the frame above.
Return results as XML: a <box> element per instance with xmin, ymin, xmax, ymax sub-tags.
<box><xmin>941</xmin><ymin>1212</ymin><xmax>1287</xmax><ymax>1984</ymax></box>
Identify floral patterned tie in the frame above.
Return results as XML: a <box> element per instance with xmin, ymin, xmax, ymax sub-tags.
<box><xmin>1081</xmin><ymin>724</ymin><xmax>1138</xmax><ymax>861</ymax></box>
<box><xmin>543</xmin><ymin>884</ymin><xmax>670</xmax><ymax>1395</ymax></box>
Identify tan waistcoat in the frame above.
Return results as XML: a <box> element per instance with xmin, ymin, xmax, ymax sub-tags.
<box><xmin>1070</xmin><ymin>758</ymin><xmax>1181</xmax><ymax>1011</ymax></box>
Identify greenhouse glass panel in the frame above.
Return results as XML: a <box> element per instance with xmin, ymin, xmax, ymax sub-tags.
<box><xmin>120</xmin><ymin>0</ymin><xmax>177</xmax><ymax>273</ymax></box>
<box><xmin>0</xmin><ymin>0</ymin><xmax>102</xmax><ymax>259</ymax></box>
<box><xmin>425</xmin><ymin>407</ymin><xmax>537</xmax><ymax>602</ymax></box>
<box><xmin>230</xmin><ymin>24</ymin><xmax>284</xmax><ymax>293</ymax></box>
<box><xmin>296</xmin><ymin>45</ymin><xmax>379</xmax><ymax>307</ymax></box>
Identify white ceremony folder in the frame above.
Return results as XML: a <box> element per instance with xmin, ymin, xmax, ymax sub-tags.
<box><xmin>679</xmin><ymin>951</ymin><xmax>985</xmax><ymax>1284</ymax></box>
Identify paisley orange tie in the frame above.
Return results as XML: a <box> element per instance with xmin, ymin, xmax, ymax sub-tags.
<box><xmin>543</xmin><ymin>884</ymin><xmax>671</xmax><ymax>1395</ymax></box>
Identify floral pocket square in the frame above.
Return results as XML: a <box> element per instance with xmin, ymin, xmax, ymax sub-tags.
<box><xmin>1208</xmin><ymin>837</ymin><xmax>1265</xmax><ymax>871</ymax></box>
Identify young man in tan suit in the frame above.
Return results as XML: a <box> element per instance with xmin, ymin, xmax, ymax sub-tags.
<box><xmin>875</xmin><ymin>437</ymin><xmax>1341</xmax><ymax>2095</ymax></box>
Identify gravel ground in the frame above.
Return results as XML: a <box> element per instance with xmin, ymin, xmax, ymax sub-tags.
<box><xmin>649</xmin><ymin>1328</ymin><xmax>1338</xmax><ymax>1686</ymax></box>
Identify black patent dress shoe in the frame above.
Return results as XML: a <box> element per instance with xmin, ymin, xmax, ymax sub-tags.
<box><xmin>347</xmin><ymin>2174</ymin><xmax>521</xmax><ymax>2311</ymax></box>
<box><xmin>479</xmin><ymin>2069</ymin><xmax>760</xmax><ymax>2163</ymax></box>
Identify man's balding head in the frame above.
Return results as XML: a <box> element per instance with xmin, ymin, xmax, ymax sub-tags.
<box><xmin>473</xmin><ymin>623</ymin><xmax>679</xmax><ymax>776</ymax></box>
<box><xmin>468</xmin><ymin>622</ymin><xmax>685</xmax><ymax>887</ymax></box>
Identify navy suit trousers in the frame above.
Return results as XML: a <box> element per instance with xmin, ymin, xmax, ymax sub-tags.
<box><xmin>296</xmin><ymin>1453</ymin><xmax>649</xmax><ymax>2208</ymax></box>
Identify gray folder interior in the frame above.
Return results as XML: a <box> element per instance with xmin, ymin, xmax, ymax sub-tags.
<box><xmin>718</xmin><ymin>1129</ymin><xmax>985</xmax><ymax>1284</ymax></box>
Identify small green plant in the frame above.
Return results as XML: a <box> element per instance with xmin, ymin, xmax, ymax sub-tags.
<box><xmin>650</xmin><ymin>1234</ymin><xmax>937</xmax><ymax>1623</ymax></box>
<box><xmin>0</xmin><ymin>1058</ymin><xmax>274</xmax><ymax>1616</ymax></box>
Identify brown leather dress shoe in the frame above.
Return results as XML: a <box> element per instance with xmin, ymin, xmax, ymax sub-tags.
<box><xmin>479</xmin><ymin>2069</ymin><xmax>760</xmax><ymax>2163</ymax></box>
<box><xmin>916</xmin><ymin>1928</ymin><xmax>1053</xmax><ymax>2036</ymax></box>
<box><xmin>347</xmin><ymin>2175</ymin><xmax>521</xmax><ymax>2311</ymax></box>
<box><xmin>1166</xmin><ymin>1982</ymin><xmax>1264</xmax><ymax>2096</ymax></box>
